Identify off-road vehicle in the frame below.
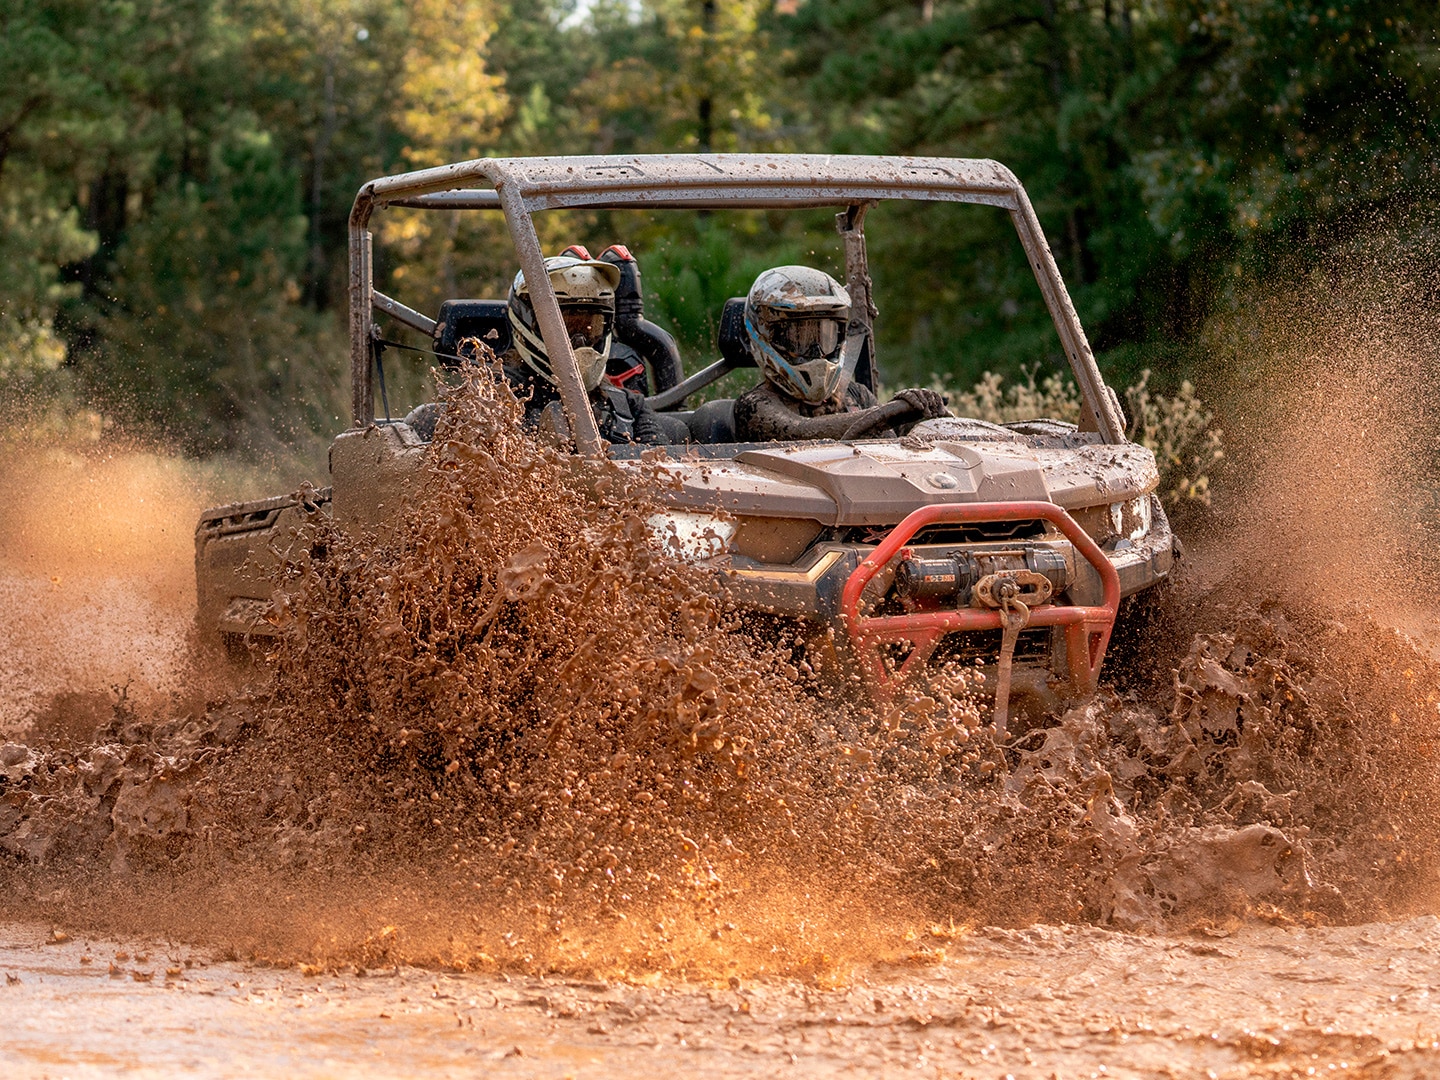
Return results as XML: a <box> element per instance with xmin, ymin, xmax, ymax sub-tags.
<box><xmin>196</xmin><ymin>154</ymin><xmax>1178</xmax><ymax>723</ymax></box>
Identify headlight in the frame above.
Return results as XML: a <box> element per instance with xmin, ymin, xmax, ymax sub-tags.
<box><xmin>647</xmin><ymin>511</ymin><xmax>735</xmax><ymax>561</ymax></box>
<box><xmin>1109</xmin><ymin>496</ymin><xmax>1152</xmax><ymax>542</ymax></box>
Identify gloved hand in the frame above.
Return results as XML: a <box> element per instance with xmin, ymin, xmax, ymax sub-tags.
<box><xmin>894</xmin><ymin>387</ymin><xmax>950</xmax><ymax>420</ymax></box>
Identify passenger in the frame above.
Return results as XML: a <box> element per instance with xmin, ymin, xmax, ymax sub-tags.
<box><xmin>732</xmin><ymin>266</ymin><xmax>948</xmax><ymax>442</ymax></box>
<box><xmin>559</xmin><ymin>244</ymin><xmax>649</xmax><ymax>394</ymax></box>
<box><xmin>502</xmin><ymin>253</ymin><xmax>670</xmax><ymax>446</ymax></box>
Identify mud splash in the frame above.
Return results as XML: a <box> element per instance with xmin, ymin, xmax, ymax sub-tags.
<box><xmin>2</xmin><ymin>367</ymin><xmax>1438</xmax><ymax>978</ymax></box>
<box><xmin>0</xmin><ymin>443</ymin><xmax>208</xmax><ymax>735</ymax></box>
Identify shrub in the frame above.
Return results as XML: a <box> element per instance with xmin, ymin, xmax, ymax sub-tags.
<box><xmin>1123</xmin><ymin>369</ymin><xmax>1225</xmax><ymax>507</ymax></box>
<box><xmin>925</xmin><ymin>366</ymin><xmax>1224</xmax><ymax>509</ymax></box>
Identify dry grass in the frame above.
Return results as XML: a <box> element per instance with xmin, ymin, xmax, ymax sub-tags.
<box><xmin>923</xmin><ymin>366</ymin><xmax>1225</xmax><ymax>509</ymax></box>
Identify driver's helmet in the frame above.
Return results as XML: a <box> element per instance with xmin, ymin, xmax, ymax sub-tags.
<box><xmin>744</xmin><ymin>265</ymin><xmax>851</xmax><ymax>404</ymax></box>
<box><xmin>507</xmin><ymin>254</ymin><xmax>621</xmax><ymax>391</ymax></box>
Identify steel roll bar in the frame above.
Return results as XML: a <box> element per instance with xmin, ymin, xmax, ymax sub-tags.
<box><xmin>840</xmin><ymin>501</ymin><xmax>1122</xmax><ymax>693</ymax></box>
<box><xmin>347</xmin><ymin>154</ymin><xmax>1129</xmax><ymax>448</ymax></box>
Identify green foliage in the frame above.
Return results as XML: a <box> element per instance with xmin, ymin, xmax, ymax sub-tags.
<box><xmin>94</xmin><ymin>125</ymin><xmax>340</xmax><ymax>451</ymax></box>
<box><xmin>0</xmin><ymin>165</ymin><xmax>95</xmax><ymax>380</ymax></box>
<box><xmin>785</xmin><ymin>0</ymin><xmax>1440</xmax><ymax>384</ymax></box>
<box><xmin>0</xmin><ymin>0</ymin><xmax>510</xmax><ymax>452</ymax></box>
<box><xmin>1</xmin><ymin>0</ymin><xmax>1435</xmax><ymax>464</ymax></box>
<box><xmin>639</xmin><ymin>210</ymin><xmax>842</xmax><ymax>360</ymax></box>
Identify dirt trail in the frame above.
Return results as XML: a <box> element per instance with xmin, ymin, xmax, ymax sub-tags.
<box><xmin>5</xmin><ymin>918</ymin><xmax>1440</xmax><ymax>1078</ymax></box>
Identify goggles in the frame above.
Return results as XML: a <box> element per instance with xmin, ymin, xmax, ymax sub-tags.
<box><xmin>561</xmin><ymin>307</ymin><xmax>610</xmax><ymax>349</ymax></box>
<box><xmin>768</xmin><ymin>315</ymin><xmax>844</xmax><ymax>360</ymax></box>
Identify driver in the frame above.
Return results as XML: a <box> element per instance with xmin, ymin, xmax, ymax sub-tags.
<box><xmin>501</xmin><ymin>252</ymin><xmax>670</xmax><ymax>446</ymax></box>
<box><xmin>732</xmin><ymin>266</ymin><xmax>948</xmax><ymax>442</ymax></box>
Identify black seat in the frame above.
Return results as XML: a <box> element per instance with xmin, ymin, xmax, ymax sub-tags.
<box><xmin>717</xmin><ymin>297</ymin><xmax>753</xmax><ymax>368</ymax></box>
<box><xmin>432</xmin><ymin>299</ymin><xmax>512</xmax><ymax>364</ymax></box>
<box><xmin>687</xmin><ymin>399</ymin><xmax>737</xmax><ymax>443</ymax></box>
<box><xmin>671</xmin><ymin>299</ymin><xmax>751</xmax><ymax>443</ymax></box>
<box><xmin>600</xmin><ymin>245</ymin><xmax>684</xmax><ymax>392</ymax></box>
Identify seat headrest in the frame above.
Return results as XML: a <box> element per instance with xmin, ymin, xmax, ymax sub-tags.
<box><xmin>433</xmin><ymin>299</ymin><xmax>512</xmax><ymax>364</ymax></box>
<box><xmin>717</xmin><ymin>297</ymin><xmax>754</xmax><ymax>368</ymax></box>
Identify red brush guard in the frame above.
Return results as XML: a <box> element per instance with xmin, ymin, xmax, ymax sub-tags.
<box><xmin>840</xmin><ymin>501</ymin><xmax>1122</xmax><ymax>694</ymax></box>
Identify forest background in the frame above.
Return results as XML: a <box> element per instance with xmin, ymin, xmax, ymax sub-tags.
<box><xmin>0</xmin><ymin>0</ymin><xmax>1435</xmax><ymax>485</ymax></box>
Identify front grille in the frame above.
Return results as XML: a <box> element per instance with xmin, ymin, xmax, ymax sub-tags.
<box><xmin>876</xmin><ymin>626</ymin><xmax>1053</xmax><ymax>673</ymax></box>
<box><xmin>928</xmin><ymin>626</ymin><xmax>1053</xmax><ymax>667</ymax></box>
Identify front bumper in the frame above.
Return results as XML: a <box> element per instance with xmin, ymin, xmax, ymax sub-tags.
<box><xmin>720</xmin><ymin>496</ymin><xmax>1177</xmax><ymax>691</ymax></box>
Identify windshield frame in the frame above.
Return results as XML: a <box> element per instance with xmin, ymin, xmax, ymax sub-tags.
<box><xmin>348</xmin><ymin>154</ymin><xmax>1126</xmax><ymax>453</ymax></box>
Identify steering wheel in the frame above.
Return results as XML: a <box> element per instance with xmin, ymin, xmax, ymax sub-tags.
<box><xmin>840</xmin><ymin>398</ymin><xmax>925</xmax><ymax>441</ymax></box>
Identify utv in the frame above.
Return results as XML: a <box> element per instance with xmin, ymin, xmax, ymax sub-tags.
<box><xmin>196</xmin><ymin>154</ymin><xmax>1177</xmax><ymax>723</ymax></box>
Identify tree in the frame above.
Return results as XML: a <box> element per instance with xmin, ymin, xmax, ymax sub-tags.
<box><xmin>783</xmin><ymin>1</ymin><xmax>1440</xmax><ymax>386</ymax></box>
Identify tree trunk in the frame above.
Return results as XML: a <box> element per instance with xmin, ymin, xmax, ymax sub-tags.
<box><xmin>697</xmin><ymin>0</ymin><xmax>716</xmax><ymax>152</ymax></box>
<box><xmin>0</xmin><ymin>97</ymin><xmax>44</xmax><ymax>183</ymax></box>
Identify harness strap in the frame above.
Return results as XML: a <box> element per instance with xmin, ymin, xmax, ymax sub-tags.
<box><xmin>605</xmin><ymin>362</ymin><xmax>645</xmax><ymax>388</ymax></box>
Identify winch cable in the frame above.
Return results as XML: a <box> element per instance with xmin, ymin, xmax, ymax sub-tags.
<box><xmin>991</xmin><ymin>586</ymin><xmax>1032</xmax><ymax>743</ymax></box>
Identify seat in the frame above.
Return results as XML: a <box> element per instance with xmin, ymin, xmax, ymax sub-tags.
<box><xmin>687</xmin><ymin>398</ymin><xmax>737</xmax><ymax>443</ymax></box>
<box><xmin>432</xmin><ymin>299</ymin><xmax>512</xmax><ymax>364</ymax></box>
<box><xmin>716</xmin><ymin>297</ymin><xmax>753</xmax><ymax>368</ymax></box>
<box><xmin>673</xmin><ymin>299</ymin><xmax>751</xmax><ymax>442</ymax></box>
<box><xmin>600</xmin><ymin>246</ymin><xmax>684</xmax><ymax>392</ymax></box>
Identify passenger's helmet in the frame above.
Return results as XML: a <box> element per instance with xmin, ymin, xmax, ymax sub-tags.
<box><xmin>507</xmin><ymin>254</ymin><xmax>621</xmax><ymax>391</ymax></box>
<box><xmin>744</xmin><ymin>266</ymin><xmax>851</xmax><ymax>404</ymax></box>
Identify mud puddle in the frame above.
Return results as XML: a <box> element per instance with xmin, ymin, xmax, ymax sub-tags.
<box><xmin>5</xmin><ymin>918</ymin><xmax>1440</xmax><ymax>1078</ymax></box>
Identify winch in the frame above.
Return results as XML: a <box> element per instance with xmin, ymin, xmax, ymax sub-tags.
<box><xmin>893</xmin><ymin>546</ymin><xmax>1070</xmax><ymax>606</ymax></box>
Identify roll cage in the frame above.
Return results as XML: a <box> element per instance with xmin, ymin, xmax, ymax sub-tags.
<box><xmin>348</xmin><ymin>154</ymin><xmax>1127</xmax><ymax>455</ymax></box>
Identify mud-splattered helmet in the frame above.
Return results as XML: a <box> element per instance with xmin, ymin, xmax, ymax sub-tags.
<box><xmin>508</xmin><ymin>254</ymin><xmax>621</xmax><ymax>391</ymax></box>
<box><xmin>744</xmin><ymin>265</ymin><xmax>851</xmax><ymax>404</ymax></box>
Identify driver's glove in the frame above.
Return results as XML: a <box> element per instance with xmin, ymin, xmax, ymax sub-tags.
<box><xmin>894</xmin><ymin>387</ymin><xmax>950</xmax><ymax>419</ymax></box>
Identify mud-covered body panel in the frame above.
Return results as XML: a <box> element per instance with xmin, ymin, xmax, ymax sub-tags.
<box><xmin>194</xmin><ymin>489</ymin><xmax>331</xmax><ymax>638</ymax></box>
<box><xmin>196</xmin><ymin>419</ymin><xmax>1175</xmax><ymax>675</ymax></box>
<box><xmin>329</xmin><ymin>423</ymin><xmax>427</xmax><ymax>537</ymax></box>
<box><xmin>650</xmin><ymin>432</ymin><xmax>1158</xmax><ymax>525</ymax></box>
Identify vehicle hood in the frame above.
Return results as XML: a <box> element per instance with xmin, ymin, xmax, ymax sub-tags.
<box><xmin>650</xmin><ymin>437</ymin><xmax>1159</xmax><ymax>526</ymax></box>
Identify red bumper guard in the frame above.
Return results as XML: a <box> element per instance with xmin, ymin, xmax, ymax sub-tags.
<box><xmin>840</xmin><ymin>501</ymin><xmax>1122</xmax><ymax>694</ymax></box>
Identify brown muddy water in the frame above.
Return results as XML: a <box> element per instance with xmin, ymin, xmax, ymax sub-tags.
<box><xmin>2</xmin><ymin>331</ymin><xmax>1440</xmax><ymax>1078</ymax></box>
<box><xmin>5</xmin><ymin>916</ymin><xmax>1440</xmax><ymax>1078</ymax></box>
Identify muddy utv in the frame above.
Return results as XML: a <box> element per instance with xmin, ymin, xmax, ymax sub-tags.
<box><xmin>196</xmin><ymin>154</ymin><xmax>1177</xmax><ymax>722</ymax></box>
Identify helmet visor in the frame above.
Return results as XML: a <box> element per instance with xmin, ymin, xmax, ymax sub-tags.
<box><xmin>562</xmin><ymin>307</ymin><xmax>609</xmax><ymax>349</ymax></box>
<box><xmin>769</xmin><ymin>316</ymin><xmax>844</xmax><ymax>360</ymax></box>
